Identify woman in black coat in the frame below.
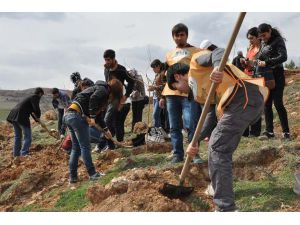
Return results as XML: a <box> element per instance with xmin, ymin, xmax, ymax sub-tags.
<box><xmin>7</xmin><ymin>87</ymin><xmax>44</xmax><ymax>156</ymax></box>
<box><xmin>256</xmin><ymin>23</ymin><xmax>290</xmax><ymax>140</ymax></box>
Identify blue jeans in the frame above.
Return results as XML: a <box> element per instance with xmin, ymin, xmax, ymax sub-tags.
<box><xmin>63</xmin><ymin>111</ymin><xmax>96</xmax><ymax>179</ymax></box>
<box><xmin>12</xmin><ymin>122</ymin><xmax>32</xmax><ymax>157</ymax></box>
<box><xmin>166</xmin><ymin>96</ymin><xmax>191</xmax><ymax>159</ymax></box>
<box><xmin>89</xmin><ymin>126</ymin><xmax>107</xmax><ymax>149</ymax></box>
<box><xmin>153</xmin><ymin>98</ymin><xmax>162</xmax><ymax>127</ymax></box>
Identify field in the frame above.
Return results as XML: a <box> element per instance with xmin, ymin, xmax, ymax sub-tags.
<box><xmin>0</xmin><ymin>72</ymin><xmax>299</xmax><ymax>212</ymax></box>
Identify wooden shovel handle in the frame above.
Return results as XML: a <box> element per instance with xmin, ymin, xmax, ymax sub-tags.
<box><xmin>179</xmin><ymin>12</ymin><xmax>247</xmax><ymax>184</ymax></box>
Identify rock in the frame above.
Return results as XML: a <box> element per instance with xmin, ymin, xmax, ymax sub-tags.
<box><xmin>291</xmin><ymin>112</ymin><xmax>297</xmax><ymax>117</ymax></box>
<box><xmin>190</xmin><ymin>166</ymin><xmax>199</xmax><ymax>176</ymax></box>
<box><xmin>43</xmin><ymin>110</ymin><xmax>57</xmax><ymax>121</ymax></box>
<box><xmin>113</xmin><ymin>158</ymin><xmax>120</xmax><ymax>164</ymax></box>
<box><xmin>106</xmin><ymin>176</ymin><xmax>129</xmax><ymax>194</ymax></box>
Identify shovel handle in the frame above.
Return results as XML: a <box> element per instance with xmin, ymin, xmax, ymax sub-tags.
<box><xmin>179</xmin><ymin>12</ymin><xmax>246</xmax><ymax>184</ymax></box>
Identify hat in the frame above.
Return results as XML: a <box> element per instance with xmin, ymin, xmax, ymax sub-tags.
<box><xmin>200</xmin><ymin>39</ymin><xmax>212</xmax><ymax>49</ymax></box>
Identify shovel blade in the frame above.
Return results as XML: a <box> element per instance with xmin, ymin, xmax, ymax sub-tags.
<box><xmin>159</xmin><ymin>182</ymin><xmax>194</xmax><ymax>199</ymax></box>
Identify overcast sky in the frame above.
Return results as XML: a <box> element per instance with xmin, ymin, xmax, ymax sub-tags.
<box><xmin>1</xmin><ymin>12</ymin><xmax>300</xmax><ymax>90</ymax></box>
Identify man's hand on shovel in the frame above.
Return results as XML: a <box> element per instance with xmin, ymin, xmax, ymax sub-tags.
<box><xmin>210</xmin><ymin>67</ymin><xmax>224</xmax><ymax>84</ymax></box>
<box><xmin>186</xmin><ymin>143</ymin><xmax>199</xmax><ymax>158</ymax></box>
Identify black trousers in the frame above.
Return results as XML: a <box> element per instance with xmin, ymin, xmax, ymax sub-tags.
<box><xmin>243</xmin><ymin>117</ymin><xmax>262</xmax><ymax>137</ymax></box>
<box><xmin>131</xmin><ymin>100</ymin><xmax>145</xmax><ymax>131</ymax></box>
<box><xmin>265</xmin><ymin>85</ymin><xmax>289</xmax><ymax>133</ymax></box>
<box><xmin>103</xmin><ymin>103</ymin><xmax>131</xmax><ymax>148</ymax></box>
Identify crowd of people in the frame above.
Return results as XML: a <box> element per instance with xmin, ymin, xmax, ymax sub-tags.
<box><xmin>6</xmin><ymin>21</ymin><xmax>296</xmax><ymax>211</ymax></box>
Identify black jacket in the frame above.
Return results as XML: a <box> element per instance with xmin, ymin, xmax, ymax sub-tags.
<box><xmin>256</xmin><ymin>36</ymin><xmax>287</xmax><ymax>68</ymax></box>
<box><xmin>7</xmin><ymin>94</ymin><xmax>42</xmax><ymax>127</ymax></box>
<box><xmin>256</xmin><ymin>36</ymin><xmax>287</xmax><ymax>87</ymax></box>
<box><xmin>104</xmin><ymin>64</ymin><xmax>134</xmax><ymax>97</ymax></box>
<box><xmin>72</xmin><ymin>80</ymin><xmax>110</xmax><ymax>128</ymax></box>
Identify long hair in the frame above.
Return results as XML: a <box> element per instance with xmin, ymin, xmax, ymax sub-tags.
<box><xmin>108</xmin><ymin>79</ymin><xmax>123</xmax><ymax>105</ymax></box>
<box><xmin>258</xmin><ymin>23</ymin><xmax>286</xmax><ymax>41</ymax></box>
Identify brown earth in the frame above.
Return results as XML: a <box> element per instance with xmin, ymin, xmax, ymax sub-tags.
<box><xmin>0</xmin><ymin>72</ymin><xmax>299</xmax><ymax>211</ymax></box>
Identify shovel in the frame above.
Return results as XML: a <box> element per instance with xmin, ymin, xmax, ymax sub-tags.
<box><xmin>93</xmin><ymin>124</ymin><xmax>133</xmax><ymax>148</ymax></box>
<box><xmin>39</xmin><ymin>121</ymin><xmax>60</xmax><ymax>140</ymax></box>
<box><xmin>159</xmin><ymin>12</ymin><xmax>247</xmax><ymax>199</ymax></box>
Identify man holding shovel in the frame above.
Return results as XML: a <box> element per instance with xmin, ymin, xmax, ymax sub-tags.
<box><xmin>7</xmin><ymin>87</ymin><xmax>44</xmax><ymax>157</ymax></box>
<box><xmin>166</xmin><ymin>46</ymin><xmax>266</xmax><ymax>211</ymax></box>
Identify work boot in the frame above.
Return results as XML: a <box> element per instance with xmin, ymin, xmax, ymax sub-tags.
<box><xmin>293</xmin><ymin>173</ymin><xmax>300</xmax><ymax>195</ymax></box>
<box><xmin>193</xmin><ymin>154</ymin><xmax>205</xmax><ymax>164</ymax></box>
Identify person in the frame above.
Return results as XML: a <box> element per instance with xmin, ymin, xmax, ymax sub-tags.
<box><xmin>70</xmin><ymin>72</ymin><xmax>94</xmax><ymax>100</ymax></box>
<box><xmin>7</xmin><ymin>87</ymin><xmax>44</xmax><ymax>157</ymax></box>
<box><xmin>240</xmin><ymin>27</ymin><xmax>263</xmax><ymax>137</ymax></box>
<box><xmin>101</xmin><ymin>49</ymin><xmax>134</xmax><ymax>149</ymax></box>
<box><xmin>161</xmin><ymin>23</ymin><xmax>201</xmax><ymax>164</ymax></box>
<box><xmin>52</xmin><ymin>88</ymin><xmax>71</xmax><ymax>139</ymax></box>
<box><xmin>232</xmin><ymin>51</ymin><xmax>245</xmax><ymax>71</ymax></box>
<box><xmin>149</xmin><ymin>59</ymin><xmax>169</xmax><ymax>133</ymax></box>
<box><xmin>167</xmin><ymin>46</ymin><xmax>267</xmax><ymax>211</ymax></box>
<box><xmin>256</xmin><ymin>23</ymin><xmax>290</xmax><ymax>140</ymax></box>
<box><xmin>128</xmin><ymin>69</ymin><xmax>146</xmax><ymax>131</ymax></box>
<box><xmin>63</xmin><ymin>79</ymin><xmax>123</xmax><ymax>183</ymax></box>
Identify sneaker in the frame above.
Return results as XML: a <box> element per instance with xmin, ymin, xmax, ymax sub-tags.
<box><xmin>89</xmin><ymin>172</ymin><xmax>105</xmax><ymax>181</ymax></box>
<box><xmin>282</xmin><ymin>132</ymin><xmax>291</xmax><ymax>141</ymax></box>
<box><xmin>204</xmin><ymin>183</ymin><xmax>215</xmax><ymax>197</ymax></box>
<box><xmin>92</xmin><ymin>145</ymin><xmax>100</xmax><ymax>153</ymax></box>
<box><xmin>193</xmin><ymin>154</ymin><xmax>205</xmax><ymax>164</ymax></box>
<box><xmin>60</xmin><ymin>134</ymin><xmax>65</xmax><ymax>140</ymax></box>
<box><xmin>171</xmin><ymin>156</ymin><xmax>183</xmax><ymax>164</ymax></box>
<box><xmin>262</xmin><ymin>131</ymin><xmax>275</xmax><ymax>138</ymax></box>
<box><xmin>69</xmin><ymin>177</ymin><xmax>78</xmax><ymax>184</ymax></box>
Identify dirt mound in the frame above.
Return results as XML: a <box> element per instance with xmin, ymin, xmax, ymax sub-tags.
<box><xmin>233</xmin><ymin>147</ymin><xmax>283</xmax><ymax>181</ymax></box>
<box><xmin>0</xmin><ymin>169</ymin><xmax>51</xmax><ymax>205</ymax></box>
<box><xmin>43</xmin><ymin>110</ymin><xmax>57</xmax><ymax>121</ymax></box>
<box><xmin>86</xmin><ymin>166</ymin><xmax>211</xmax><ymax>212</ymax></box>
<box><xmin>0</xmin><ymin>143</ymin><xmax>72</xmax><ymax>211</ymax></box>
<box><xmin>132</xmin><ymin>143</ymin><xmax>173</xmax><ymax>155</ymax></box>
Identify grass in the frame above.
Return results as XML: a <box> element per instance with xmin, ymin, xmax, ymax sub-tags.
<box><xmin>53</xmin><ymin>182</ymin><xmax>90</xmax><ymax>212</ymax></box>
<box><xmin>187</xmin><ymin>195</ymin><xmax>210</xmax><ymax>212</ymax></box>
<box><xmin>235</xmin><ymin>168</ymin><xmax>300</xmax><ymax>211</ymax></box>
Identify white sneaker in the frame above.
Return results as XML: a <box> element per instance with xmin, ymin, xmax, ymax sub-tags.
<box><xmin>205</xmin><ymin>183</ymin><xmax>215</xmax><ymax>196</ymax></box>
<box><xmin>92</xmin><ymin>145</ymin><xmax>100</xmax><ymax>153</ymax></box>
<box><xmin>60</xmin><ymin>134</ymin><xmax>65</xmax><ymax>140</ymax></box>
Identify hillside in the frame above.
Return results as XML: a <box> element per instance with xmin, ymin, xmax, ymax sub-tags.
<box><xmin>0</xmin><ymin>71</ymin><xmax>299</xmax><ymax>212</ymax></box>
